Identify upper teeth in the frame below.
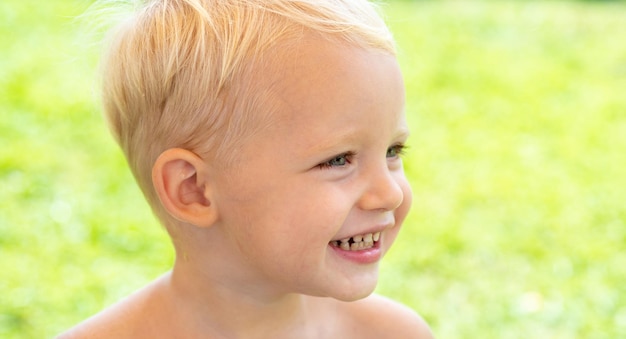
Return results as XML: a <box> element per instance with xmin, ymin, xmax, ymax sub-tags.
<box><xmin>331</xmin><ymin>232</ymin><xmax>381</xmax><ymax>251</ymax></box>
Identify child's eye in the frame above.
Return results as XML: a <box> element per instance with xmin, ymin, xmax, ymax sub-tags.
<box><xmin>387</xmin><ymin>144</ymin><xmax>407</xmax><ymax>158</ymax></box>
<box><xmin>318</xmin><ymin>152</ymin><xmax>355</xmax><ymax>169</ymax></box>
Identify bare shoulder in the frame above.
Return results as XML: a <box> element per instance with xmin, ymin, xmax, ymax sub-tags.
<box><xmin>57</xmin><ymin>277</ymin><xmax>168</xmax><ymax>339</ymax></box>
<box><xmin>57</xmin><ymin>300</ymin><xmax>139</xmax><ymax>339</ymax></box>
<box><xmin>341</xmin><ymin>294</ymin><xmax>434</xmax><ymax>338</ymax></box>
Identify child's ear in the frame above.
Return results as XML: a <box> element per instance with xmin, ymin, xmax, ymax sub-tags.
<box><xmin>152</xmin><ymin>148</ymin><xmax>217</xmax><ymax>228</ymax></box>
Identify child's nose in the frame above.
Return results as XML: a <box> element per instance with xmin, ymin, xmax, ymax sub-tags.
<box><xmin>357</xmin><ymin>165</ymin><xmax>404</xmax><ymax>212</ymax></box>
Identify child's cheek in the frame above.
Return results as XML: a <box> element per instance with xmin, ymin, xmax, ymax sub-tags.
<box><xmin>395</xmin><ymin>177</ymin><xmax>413</xmax><ymax>227</ymax></box>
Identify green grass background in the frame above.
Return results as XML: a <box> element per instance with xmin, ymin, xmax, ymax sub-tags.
<box><xmin>1</xmin><ymin>0</ymin><xmax>625</xmax><ymax>337</ymax></box>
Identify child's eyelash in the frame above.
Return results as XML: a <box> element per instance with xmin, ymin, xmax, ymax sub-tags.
<box><xmin>317</xmin><ymin>151</ymin><xmax>356</xmax><ymax>169</ymax></box>
<box><xmin>317</xmin><ymin>144</ymin><xmax>407</xmax><ymax>170</ymax></box>
<box><xmin>387</xmin><ymin>143</ymin><xmax>408</xmax><ymax>158</ymax></box>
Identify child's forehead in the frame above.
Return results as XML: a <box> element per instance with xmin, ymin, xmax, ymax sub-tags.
<box><xmin>242</xmin><ymin>35</ymin><xmax>403</xmax><ymax>131</ymax></box>
<box><xmin>255</xmin><ymin>35</ymin><xmax>395</xmax><ymax>101</ymax></box>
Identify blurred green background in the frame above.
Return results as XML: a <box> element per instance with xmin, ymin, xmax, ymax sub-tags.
<box><xmin>1</xmin><ymin>0</ymin><xmax>625</xmax><ymax>337</ymax></box>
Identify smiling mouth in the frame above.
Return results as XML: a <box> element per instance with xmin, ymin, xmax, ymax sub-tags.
<box><xmin>329</xmin><ymin>232</ymin><xmax>381</xmax><ymax>251</ymax></box>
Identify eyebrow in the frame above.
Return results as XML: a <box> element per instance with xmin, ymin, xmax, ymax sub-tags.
<box><xmin>303</xmin><ymin>129</ymin><xmax>360</xmax><ymax>156</ymax></box>
<box><xmin>395</xmin><ymin>127</ymin><xmax>411</xmax><ymax>140</ymax></box>
<box><xmin>303</xmin><ymin>125</ymin><xmax>411</xmax><ymax>158</ymax></box>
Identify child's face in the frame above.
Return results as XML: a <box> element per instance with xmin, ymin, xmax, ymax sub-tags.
<box><xmin>208</xmin><ymin>37</ymin><xmax>411</xmax><ymax>301</ymax></box>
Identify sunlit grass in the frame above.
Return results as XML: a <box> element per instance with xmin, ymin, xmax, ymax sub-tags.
<box><xmin>1</xmin><ymin>0</ymin><xmax>625</xmax><ymax>337</ymax></box>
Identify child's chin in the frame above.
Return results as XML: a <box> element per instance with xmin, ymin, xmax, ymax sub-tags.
<box><xmin>300</xmin><ymin>268</ymin><xmax>380</xmax><ymax>301</ymax></box>
<box><xmin>328</xmin><ymin>282</ymin><xmax>378</xmax><ymax>302</ymax></box>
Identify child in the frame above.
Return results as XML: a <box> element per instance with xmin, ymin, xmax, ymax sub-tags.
<box><xmin>61</xmin><ymin>0</ymin><xmax>433</xmax><ymax>337</ymax></box>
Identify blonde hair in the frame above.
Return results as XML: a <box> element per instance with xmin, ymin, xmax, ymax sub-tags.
<box><xmin>100</xmin><ymin>0</ymin><xmax>396</xmax><ymax>224</ymax></box>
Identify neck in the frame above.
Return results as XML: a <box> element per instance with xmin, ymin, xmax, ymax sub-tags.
<box><xmin>164</xmin><ymin>255</ymin><xmax>322</xmax><ymax>337</ymax></box>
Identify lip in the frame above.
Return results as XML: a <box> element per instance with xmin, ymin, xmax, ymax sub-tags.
<box><xmin>328</xmin><ymin>237</ymin><xmax>383</xmax><ymax>264</ymax></box>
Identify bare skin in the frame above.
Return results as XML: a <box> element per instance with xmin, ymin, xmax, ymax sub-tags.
<box><xmin>60</xmin><ymin>35</ymin><xmax>434</xmax><ymax>338</ymax></box>
<box><xmin>60</xmin><ymin>272</ymin><xmax>432</xmax><ymax>338</ymax></box>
